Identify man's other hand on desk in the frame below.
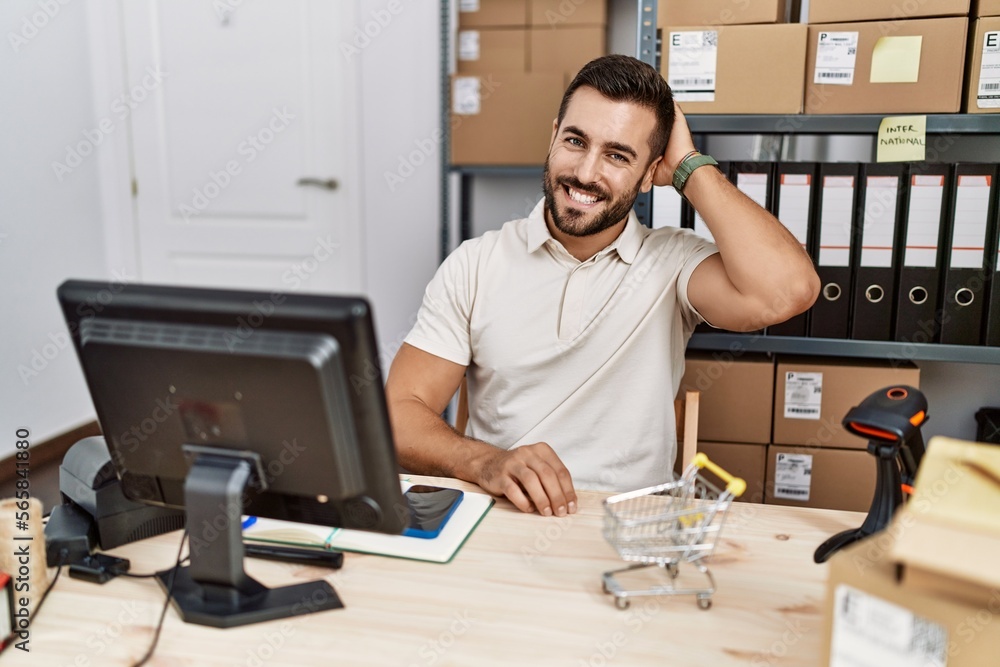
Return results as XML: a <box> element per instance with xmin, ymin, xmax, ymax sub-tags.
<box><xmin>386</xmin><ymin>343</ymin><xmax>577</xmax><ymax>518</ymax></box>
<box><xmin>470</xmin><ymin>442</ymin><xmax>577</xmax><ymax>517</ymax></box>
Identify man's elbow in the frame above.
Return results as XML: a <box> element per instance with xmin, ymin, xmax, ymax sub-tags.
<box><xmin>779</xmin><ymin>268</ymin><xmax>821</xmax><ymax>322</ymax></box>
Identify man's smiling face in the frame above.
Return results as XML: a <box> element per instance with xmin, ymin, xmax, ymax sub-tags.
<box><xmin>542</xmin><ymin>86</ymin><xmax>659</xmax><ymax>238</ymax></box>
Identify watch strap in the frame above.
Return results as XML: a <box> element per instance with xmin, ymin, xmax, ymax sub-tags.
<box><xmin>672</xmin><ymin>153</ymin><xmax>719</xmax><ymax>194</ymax></box>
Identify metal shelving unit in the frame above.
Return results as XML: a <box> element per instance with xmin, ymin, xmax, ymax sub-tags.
<box><xmin>441</xmin><ymin>1</ymin><xmax>1000</xmax><ymax>365</ymax></box>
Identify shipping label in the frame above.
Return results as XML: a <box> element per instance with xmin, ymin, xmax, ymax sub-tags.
<box><xmin>773</xmin><ymin>452</ymin><xmax>812</xmax><ymax>501</ymax></box>
<box><xmin>978</xmin><ymin>31</ymin><xmax>1000</xmax><ymax>109</ymax></box>
<box><xmin>815</xmin><ymin>31</ymin><xmax>858</xmax><ymax>86</ymax></box>
<box><xmin>784</xmin><ymin>371</ymin><xmax>822</xmax><ymax>420</ymax></box>
<box><xmin>668</xmin><ymin>31</ymin><xmax>717</xmax><ymax>102</ymax></box>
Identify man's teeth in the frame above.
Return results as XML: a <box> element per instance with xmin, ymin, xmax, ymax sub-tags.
<box><xmin>568</xmin><ymin>187</ymin><xmax>599</xmax><ymax>204</ymax></box>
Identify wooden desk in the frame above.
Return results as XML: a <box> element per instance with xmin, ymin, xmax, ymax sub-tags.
<box><xmin>3</xmin><ymin>477</ymin><xmax>859</xmax><ymax>666</ymax></box>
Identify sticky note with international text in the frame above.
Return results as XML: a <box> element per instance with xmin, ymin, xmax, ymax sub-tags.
<box><xmin>877</xmin><ymin>115</ymin><xmax>926</xmax><ymax>163</ymax></box>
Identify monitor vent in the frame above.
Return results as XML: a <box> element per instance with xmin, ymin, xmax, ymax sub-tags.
<box><xmin>80</xmin><ymin>318</ymin><xmax>337</xmax><ymax>359</ymax></box>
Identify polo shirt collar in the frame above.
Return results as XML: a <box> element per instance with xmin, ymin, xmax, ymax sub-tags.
<box><xmin>526</xmin><ymin>198</ymin><xmax>644</xmax><ymax>265</ymax></box>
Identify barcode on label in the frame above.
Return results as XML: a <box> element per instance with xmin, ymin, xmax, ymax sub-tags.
<box><xmin>671</xmin><ymin>78</ymin><xmax>715</xmax><ymax>86</ymax></box>
<box><xmin>819</xmin><ymin>72</ymin><xmax>852</xmax><ymax>79</ymax></box>
<box><xmin>910</xmin><ymin>617</ymin><xmax>948</xmax><ymax>660</ymax></box>
<box><xmin>787</xmin><ymin>407</ymin><xmax>820</xmax><ymax>415</ymax></box>
<box><xmin>983</xmin><ymin>83</ymin><xmax>1000</xmax><ymax>90</ymax></box>
<box><xmin>777</xmin><ymin>487</ymin><xmax>808</xmax><ymax>496</ymax></box>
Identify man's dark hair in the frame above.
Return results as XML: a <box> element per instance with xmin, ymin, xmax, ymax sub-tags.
<box><xmin>556</xmin><ymin>54</ymin><xmax>675</xmax><ymax>165</ymax></box>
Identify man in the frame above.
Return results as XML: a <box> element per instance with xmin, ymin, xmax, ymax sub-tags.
<box><xmin>386</xmin><ymin>55</ymin><xmax>819</xmax><ymax>518</ymax></box>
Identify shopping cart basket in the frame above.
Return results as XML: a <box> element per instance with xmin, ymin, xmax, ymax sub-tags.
<box><xmin>601</xmin><ymin>453</ymin><xmax>745</xmax><ymax>610</ymax></box>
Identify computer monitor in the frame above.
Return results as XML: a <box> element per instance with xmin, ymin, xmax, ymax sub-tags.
<box><xmin>57</xmin><ymin>279</ymin><xmax>408</xmax><ymax>627</ymax></box>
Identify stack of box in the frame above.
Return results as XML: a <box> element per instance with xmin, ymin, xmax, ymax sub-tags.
<box><xmin>678</xmin><ymin>353</ymin><xmax>774</xmax><ymax>503</ymax></box>
<box><xmin>451</xmin><ymin>0</ymin><xmax>607</xmax><ymax>165</ymax></box>
<box><xmin>966</xmin><ymin>0</ymin><xmax>1000</xmax><ymax>113</ymax></box>
<box><xmin>804</xmin><ymin>0</ymin><xmax>969</xmax><ymax>114</ymax></box>
<box><xmin>658</xmin><ymin>0</ymin><xmax>808</xmax><ymax>113</ymax></box>
<box><xmin>768</xmin><ymin>357</ymin><xmax>919</xmax><ymax>512</ymax></box>
<box><xmin>679</xmin><ymin>353</ymin><xmax>922</xmax><ymax>512</ymax></box>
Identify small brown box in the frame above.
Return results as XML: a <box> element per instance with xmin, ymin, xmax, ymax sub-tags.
<box><xmin>659</xmin><ymin>0</ymin><xmax>788</xmax><ymax>27</ymax></box>
<box><xmin>457</xmin><ymin>29</ymin><xmax>528</xmax><ymax>75</ymax></box>
<box><xmin>661</xmin><ymin>24</ymin><xmax>808</xmax><ymax>114</ymax></box>
<box><xmin>531</xmin><ymin>0</ymin><xmax>607</xmax><ymax>26</ymax></box>
<box><xmin>529</xmin><ymin>27</ymin><xmax>606</xmax><ymax>79</ymax></box>
<box><xmin>974</xmin><ymin>0</ymin><xmax>1000</xmax><ymax>16</ymax></box>
<box><xmin>807</xmin><ymin>0</ymin><xmax>969</xmax><ymax>23</ymax></box>
<box><xmin>804</xmin><ymin>18</ymin><xmax>968</xmax><ymax>114</ymax></box>
<box><xmin>821</xmin><ymin>522</ymin><xmax>1000</xmax><ymax>667</ymax></box>
<box><xmin>450</xmin><ymin>71</ymin><xmax>563</xmax><ymax>166</ymax></box>
<box><xmin>765</xmin><ymin>445</ymin><xmax>876</xmax><ymax>512</ymax></box>
<box><xmin>698</xmin><ymin>441</ymin><xmax>767</xmax><ymax>504</ymax></box>
<box><xmin>459</xmin><ymin>0</ymin><xmax>529</xmax><ymax>28</ymax></box>
<box><xmin>679</xmin><ymin>354</ymin><xmax>774</xmax><ymax>444</ymax></box>
<box><xmin>965</xmin><ymin>18</ymin><xmax>1000</xmax><ymax>113</ymax></box>
<box><xmin>773</xmin><ymin>357</ymin><xmax>920</xmax><ymax>450</ymax></box>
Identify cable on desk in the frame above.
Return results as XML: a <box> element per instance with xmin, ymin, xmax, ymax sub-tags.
<box><xmin>131</xmin><ymin>528</ymin><xmax>188</xmax><ymax>667</ymax></box>
<box><xmin>121</xmin><ymin>555</ymin><xmax>190</xmax><ymax>579</ymax></box>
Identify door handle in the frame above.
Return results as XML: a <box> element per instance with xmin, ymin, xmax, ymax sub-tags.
<box><xmin>296</xmin><ymin>177</ymin><xmax>339</xmax><ymax>191</ymax></box>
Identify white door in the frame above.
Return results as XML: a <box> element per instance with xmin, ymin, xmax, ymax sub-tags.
<box><xmin>123</xmin><ymin>0</ymin><xmax>362</xmax><ymax>293</ymax></box>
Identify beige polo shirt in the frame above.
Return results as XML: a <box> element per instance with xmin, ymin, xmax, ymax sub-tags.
<box><xmin>405</xmin><ymin>199</ymin><xmax>718</xmax><ymax>492</ymax></box>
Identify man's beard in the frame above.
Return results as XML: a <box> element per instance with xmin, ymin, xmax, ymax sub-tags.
<box><xmin>542</xmin><ymin>158</ymin><xmax>643</xmax><ymax>238</ymax></box>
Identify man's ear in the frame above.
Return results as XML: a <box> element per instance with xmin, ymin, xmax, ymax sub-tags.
<box><xmin>549</xmin><ymin>118</ymin><xmax>559</xmax><ymax>148</ymax></box>
<box><xmin>640</xmin><ymin>156</ymin><xmax>663</xmax><ymax>193</ymax></box>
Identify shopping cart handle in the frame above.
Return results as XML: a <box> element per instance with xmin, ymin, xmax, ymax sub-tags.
<box><xmin>693</xmin><ymin>452</ymin><xmax>747</xmax><ymax>498</ymax></box>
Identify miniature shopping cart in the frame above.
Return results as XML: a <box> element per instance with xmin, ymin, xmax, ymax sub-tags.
<box><xmin>601</xmin><ymin>453</ymin><xmax>746</xmax><ymax>610</ymax></box>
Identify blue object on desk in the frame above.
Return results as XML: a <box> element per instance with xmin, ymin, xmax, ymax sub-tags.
<box><xmin>242</xmin><ymin>516</ymin><xmax>257</xmax><ymax>530</ymax></box>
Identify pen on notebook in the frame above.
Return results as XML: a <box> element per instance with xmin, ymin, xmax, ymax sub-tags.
<box><xmin>242</xmin><ymin>516</ymin><xmax>257</xmax><ymax>530</ymax></box>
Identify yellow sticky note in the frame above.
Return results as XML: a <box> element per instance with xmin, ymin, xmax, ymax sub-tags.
<box><xmin>877</xmin><ymin>115</ymin><xmax>926</xmax><ymax>163</ymax></box>
<box><xmin>870</xmin><ymin>36</ymin><xmax>922</xmax><ymax>83</ymax></box>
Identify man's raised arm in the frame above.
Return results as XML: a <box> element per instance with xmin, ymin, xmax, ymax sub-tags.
<box><xmin>653</xmin><ymin>106</ymin><xmax>820</xmax><ymax>332</ymax></box>
<box><xmin>385</xmin><ymin>343</ymin><xmax>577</xmax><ymax>516</ymax></box>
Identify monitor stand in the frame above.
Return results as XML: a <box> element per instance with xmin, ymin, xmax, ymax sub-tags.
<box><xmin>155</xmin><ymin>450</ymin><xmax>343</xmax><ymax>628</ymax></box>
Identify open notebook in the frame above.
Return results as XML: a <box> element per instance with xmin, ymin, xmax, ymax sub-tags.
<box><xmin>243</xmin><ymin>481</ymin><xmax>494</xmax><ymax>564</ymax></box>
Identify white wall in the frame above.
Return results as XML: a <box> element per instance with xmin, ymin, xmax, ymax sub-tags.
<box><xmin>0</xmin><ymin>0</ymin><xmax>110</xmax><ymax>454</ymax></box>
<box><xmin>0</xmin><ymin>0</ymin><xmax>442</xmax><ymax>457</ymax></box>
<box><xmin>358</xmin><ymin>0</ymin><xmax>442</xmax><ymax>373</ymax></box>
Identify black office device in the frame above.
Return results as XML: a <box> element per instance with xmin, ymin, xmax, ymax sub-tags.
<box><xmin>57</xmin><ymin>280</ymin><xmax>408</xmax><ymax>628</ymax></box>
<box><xmin>813</xmin><ymin>385</ymin><xmax>928</xmax><ymax>564</ymax></box>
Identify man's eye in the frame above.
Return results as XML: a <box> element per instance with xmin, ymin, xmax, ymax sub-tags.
<box><xmin>610</xmin><ymin>153</ymin><xmax>627</xmax><ymax>162</ymax></box>
<box><xmin>567</xmin><ymin>137</ymin><xmax>584</xmax><ymax>147</ymax></box>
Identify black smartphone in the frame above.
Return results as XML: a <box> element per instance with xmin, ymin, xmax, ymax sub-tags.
<box><xmin>403</xmin><ymin>485</ymin><xmax>464</xmax><ymax>539</ymax></box>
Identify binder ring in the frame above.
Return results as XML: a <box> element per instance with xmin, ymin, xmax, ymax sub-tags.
<box><xmin>822</xmin><ymin>283</ymin><xmax>842</xmax><ymax>302</ymax></box>
<box><xmin>865</xmin><ymin>285</ymin><xmax>884</xmax><ymax>304</ymax></box>
<box><xmin>955</xmin><ymin>288</ymin><xmax>975</xmax><ymax>307</ymax></box>
<box><xmin>908</xmin><ymin>286</ymin><xmax>928</xmax><ymax>305</ymax></box>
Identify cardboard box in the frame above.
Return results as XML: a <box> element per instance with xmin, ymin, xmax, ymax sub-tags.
<box><xmin>974</xmin><ymin>0</ymin><xmax>1000</xmax><ymax>16</ymax></box>
<box><xmin>965</xmin><ymin>17</ymin><xmax>1000</xmax><ymax>113</ymax></box>
<box><xmin>661</xmin><ymin>24</ymin><xmax>807</xmax><ymax>114</ymax></box>
<box><xmin>765</xmin><ymin>445</ymin><xmax>875</xmax><ymax>512</ymax></box>
<box><xmin>457</xmin><ymin>28</ymin><xmax>528</xmax><ymax>75</ymax></box>
<box><xmin>531</xmin><ymin>0</ymin><xmax>607</xmax><ymax>26</ymax></box>
<box><xmin>529</xmin><ymin>27</ymin><xmax>606</xmax><ymax>80</ymax></box>
<box><xmin>459</xmin><ymin>0</ymin><xmax>528</xmax><ymax>28</ymax></box>
<box><xmin>804</xmin><ymin>18</ymin><xmax>968</xmax><ymax>114</ymax></box>
<box><xmin>450</xmin><ymin>72</ymin><xmax>563</xmax><ymax>165</ymax></box>
<box><xmin>773</xmin><ymin>357</ymin><xmax>920</xmax><ymax>449</ymax></box>
<box><xmin>808</xmin><ymin>0</ymin><xmax>968</xmax><ymax>23</ymax></box>
<box><xmin>821</xmin><ymin>523</ymin><xmax>1000</xmax><ymax>667</ymax></box>
<box><xmin>659</xmin><ymin>0</ymin><xmax>788</xmax><ymax>27</ymax></box>
<box><xmin>679</xmin><ymin>353</ymin><xmax>774</xmax><ymax>444</ymax></box>
<box><xmin>698</xmin><ymin>441</ymin><xmax>767</xmax><ymax>503</ymax></box>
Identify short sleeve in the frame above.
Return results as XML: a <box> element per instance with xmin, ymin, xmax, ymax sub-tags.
<box><xmin>403</xmin><ymin>239</ymin><xmax>481</xmax><ymax>366</ymax></box>
<box><xmin>674</xmin><ymin>232</ymin><xmax>719</xmax><ymax>329</ymax></box>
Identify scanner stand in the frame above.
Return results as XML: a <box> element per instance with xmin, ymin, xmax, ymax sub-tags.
<box><xmin>156</xmin><ymin>449</ymin><xmax>343</xmax><ymax>628</ymax></box>
<box><xmin>813</xmin><ymin>441</ymin><xmax>903</xmax><ymax>564</ymax></box>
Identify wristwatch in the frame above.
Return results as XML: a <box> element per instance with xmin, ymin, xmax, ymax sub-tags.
<box><xmin>672</xmin><ymin>152</ymin><xmax>718</xmax><ymax>195</ymax></box>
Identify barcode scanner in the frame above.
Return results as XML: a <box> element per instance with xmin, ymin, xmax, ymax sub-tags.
<box><xmin>813</xmin><ymin>385</ymin><xmax>928</xmax><ymax>564</ymax></box>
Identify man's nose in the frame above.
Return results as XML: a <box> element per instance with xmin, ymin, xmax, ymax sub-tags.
<box><xmin>574</xmin><ymin>150</ymin><xmax>601</xmax><ymax>185</ymax></box>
